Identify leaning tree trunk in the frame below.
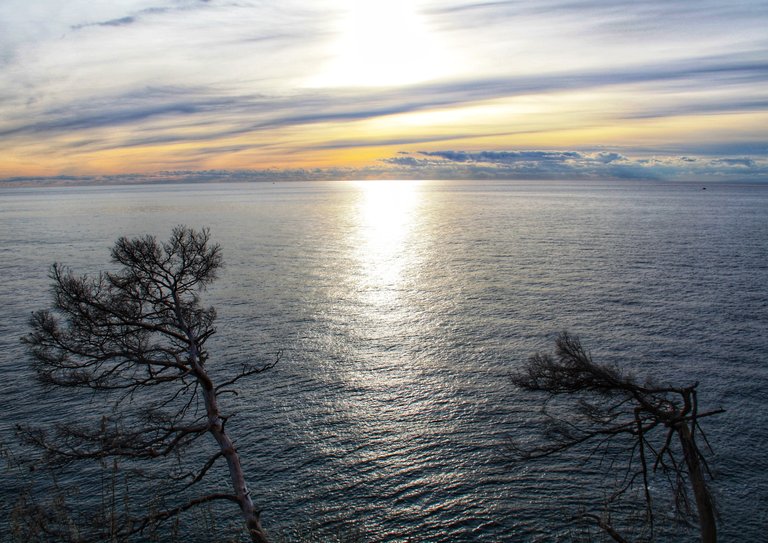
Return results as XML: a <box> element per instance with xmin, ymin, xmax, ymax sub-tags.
<box><xmin>176</xmin><ymin>294</ymin><xmax>270</xmax><ymax>543</ymax></box>
<box><xmin>201</xmin><ymin>374</ymin><xmax>269</xmax><ymax>543</ymax></box>
<box><xmin>677</xmin><ymin>423</ymin><xmax>717</xmax><ymax>543</ymax></box>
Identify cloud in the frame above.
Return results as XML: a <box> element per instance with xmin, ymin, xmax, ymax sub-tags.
<box><xmin>711</xmin><ymin>158</ymin><xmax>756</xmax><ymax>168</ymax></box>
<box><xmin>430</xmin><ymin>1</ymin><xmax>768</xmax><ymax>52</ymax></box>
<box><xmin>594</xmin><ymin>152</ymin><xmax>626</xmax><ymax>163</ymax></box>
<box><xmin>380</xmin><ymin>149</ymin><xmax>768</xmax><ymax>181</ymax></box>
<box><xmin>0</xmin><ymin>97</ymin><xmax>232</xmax><ymax>138</ymax></box>
<box><xmin>421</xmin><ymin>150</ymin><xmax>585</xmax><ymax>162</ymax></box>
<box><xmin>384</xmin><ymin>156</ymin><xmax>424</xmax><ymax>167</ymax></box>
<box><xmin>69</xmin><ymin>13</ymin><xmax>150</xmax><ymax>30</ymax></box>
<box><xmin>92</xmin><ymin>16</ymin><xmax>137</xmax><ymax>27</ymax></box>
<box><xmin>680</xmin><ymin>142</ymin><xmax>768</xmax><ymax>156</ymax></box>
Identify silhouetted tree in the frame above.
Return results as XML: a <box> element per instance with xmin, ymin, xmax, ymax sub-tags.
<box><xmin>513</xmin><ymin>332</ymin><xmax>722</xmax><ymax>543</ymax></box>
<box><xmin>20</xmin><ymin>226</ymin><xmax>275</xmax><ymax>542</ymax></box>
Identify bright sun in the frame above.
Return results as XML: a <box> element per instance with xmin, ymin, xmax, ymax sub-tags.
<box><xmin>311</xmin><ymin>0</ymin><xmax>447</xmax><ymax>88</ymax></box>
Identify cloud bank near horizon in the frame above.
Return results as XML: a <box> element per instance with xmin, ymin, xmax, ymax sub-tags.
<box><xmin>3</xmin><ymin>148</ymin><xmax>766</xmax><ymax>186</ymax></box>
<box><xmin>391</xmin><ymin>150</ymin><xmax>768</xmax><ymax>181</ymax></box>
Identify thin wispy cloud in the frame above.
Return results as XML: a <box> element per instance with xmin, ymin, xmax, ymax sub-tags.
<box><xmin>0</xmin><ymin>0</ymin><xmax>766</xmax><ymax>180</ymax></box>
<box><xmin>5</xmin><ymin>54</ymin><xmax>765</xmax><ymax>137</ymax></box>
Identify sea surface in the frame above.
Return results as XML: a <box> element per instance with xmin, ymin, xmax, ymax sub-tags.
<box><xmin>1</xmin><ymin>179</ymin><xmax>766</xmax><ymax>541</ymax></box>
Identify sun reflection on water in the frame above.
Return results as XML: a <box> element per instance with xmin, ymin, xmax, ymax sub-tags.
<box><xmin>353</xmin><ymin>180</ymin><xmax>422</xmax><ymax>304</ymax></box>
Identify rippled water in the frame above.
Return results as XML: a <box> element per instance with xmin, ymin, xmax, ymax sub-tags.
<box><xmin>1</xmin><ymin>179</ymin><xmax>766</xmax><ymax>541</ymax></box>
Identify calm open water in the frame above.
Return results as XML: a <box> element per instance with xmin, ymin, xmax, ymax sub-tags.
<box><xmin>1</xmin><ymin>179</ymin><xmax>767</xmax><ymax>541</ymax></box>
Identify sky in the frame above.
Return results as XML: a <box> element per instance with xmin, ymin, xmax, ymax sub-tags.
<box><xmin>1</xmin><ymin>0</ymin><xmax>767</xmax><ymax>182</ymax></box>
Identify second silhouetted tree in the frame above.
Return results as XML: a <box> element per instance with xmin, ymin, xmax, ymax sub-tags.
<box><xmin>513</xmin><ymin>332</ymin><xmax>722</xmax><ymax>543</ymax></box>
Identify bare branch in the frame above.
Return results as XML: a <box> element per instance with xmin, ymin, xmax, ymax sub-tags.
<box><xmin>513</xmin><ymin>332</ymin><xmax>722</xmax><ymax>543</ymax></box>
<box><xmin>577</xmin><ymin>513</ymin><xmax>632</xmax><ymax>543</ymax></box>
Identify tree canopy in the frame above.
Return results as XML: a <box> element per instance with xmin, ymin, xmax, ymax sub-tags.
<box><xmin>20</xmin><ymin>226</ymin><xmax>274</xmax><ymax>542</ymax></box>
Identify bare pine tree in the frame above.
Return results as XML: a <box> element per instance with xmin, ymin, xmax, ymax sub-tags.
<box><xmin>20</xmin><ymin>226</ymin><xmax>274</xmax><ymax>542</ymax></box>
<box><xmin>513</xmin><ymin>332</ymin><xmax>722</xmax><ymax>543</ymax></box>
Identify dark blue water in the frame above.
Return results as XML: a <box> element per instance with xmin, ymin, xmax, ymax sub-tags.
<box><xmin>1</xmin><ymin>179</ymin><xmax>766</xmax><ymax>541</ymax></box>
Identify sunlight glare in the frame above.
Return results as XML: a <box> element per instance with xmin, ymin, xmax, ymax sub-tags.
<box><xmin>354</xmin><ymin>180</ymin><xmax>421</xmax><ymax>298</ymax></box>
<box><xmin>311</xmin><ymin>1</ymin><xmax>447</xmax><ymax>87</ymax></box>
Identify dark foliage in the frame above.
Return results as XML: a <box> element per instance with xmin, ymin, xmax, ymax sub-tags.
<box><xmin>19</xmin><ymin>226</ymin><xmax>275</xmax><ymax>542</ymax></box>
<box><xmin>513</xmin><ymin>332</ymin><xmax>723</xmax><ymax>543</ymax></box>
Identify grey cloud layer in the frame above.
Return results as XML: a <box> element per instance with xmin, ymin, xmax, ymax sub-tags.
<box><xmin>3</xmin><ymin>52</ymin><xmax>766</xmax><ymax>145</ymax></box>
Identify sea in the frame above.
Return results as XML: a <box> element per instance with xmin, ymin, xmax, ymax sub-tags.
<box><xmin>0</xmin><ymin>179</ymin><xmax>766</xmax><ymax>542</ymax></box>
